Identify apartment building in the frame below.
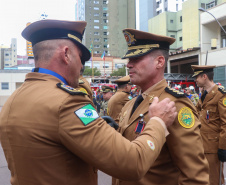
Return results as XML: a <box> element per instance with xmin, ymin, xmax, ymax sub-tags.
<box><xmin>75</xmin><ymin>0</ymin><xmax>136</xmax><ymax>58</ymax></box>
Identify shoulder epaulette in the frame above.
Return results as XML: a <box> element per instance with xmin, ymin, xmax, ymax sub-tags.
<box><xmin>57</xmin><ymin>83</ymin><xmax>88</xmax><ymax>95</ymax></box>
<box><xmin>79</xmin><ymin>79</ymin><xmax>85</xmax><ymax>84</ymax></box>
<box><xmin>218</xmin><ymin>87</ymin><xmax>226</xmax><ymax>94</ymax></box>
<box><xmin>165</xmin><ymin>87</ymin><xmax>186</xmax><ymax>98</ymax></box>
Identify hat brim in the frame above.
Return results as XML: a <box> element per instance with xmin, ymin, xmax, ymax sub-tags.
<box><xmin>122</xmin><ymin>48</ymin><xmax>156</xmax><ymax>59</ymax></box>
<box><xmin>22</xmin><ymin>19</ymin><xmax>90</xmax><ymax>65</ymax></box>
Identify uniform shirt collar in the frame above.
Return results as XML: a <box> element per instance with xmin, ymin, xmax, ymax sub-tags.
<box><xmin>142</xmin><ymin>79</ymin><xmax>165</xmax><ymax>99</ymax></box>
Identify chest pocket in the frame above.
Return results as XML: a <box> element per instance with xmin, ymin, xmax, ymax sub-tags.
<box><xmin>207</xmin><ymin>106</ymin><xmax>217</xmax><ymax>119</ymax></box>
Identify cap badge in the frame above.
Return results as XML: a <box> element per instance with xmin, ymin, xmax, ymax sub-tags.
<box><xmin>123</xmin><ymin>31</ymin><xmax>136</xmax><ymax>46</ymax></box>
<box><xmin>178</xmin><ymin>107</ymin><xmax>195</xmax><ymax>128</ymax></box>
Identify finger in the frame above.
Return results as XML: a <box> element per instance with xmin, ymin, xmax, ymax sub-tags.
<box><xmin>152</xmin><ymin>97</ymin><xmax>159</xmax><ymax>105</ymax></box>
<box><xmin>160</xmin><ymin>98</ymin><xmax>171</xmax><ymax>105</ymax></box>
<box><xmin>168</xmin><ymin>101</ymin><xmax>175</xmax><ymax>108</ymax></box>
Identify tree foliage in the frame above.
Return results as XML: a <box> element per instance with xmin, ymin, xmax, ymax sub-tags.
<box><xmin>110</xmin><ymin>66</ymin><xmax>126</xmax><ymax>76</ymax></box>
<box><xmin>83</xmin><ymin>67</ymin><xmax>101</xmax><ymax>76</ymax></box>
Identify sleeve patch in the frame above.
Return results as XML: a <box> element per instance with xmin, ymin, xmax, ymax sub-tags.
<box><xmin>223</xmin><ymin>98</ymin><xmax>226</xmax><ymax>106</ymax></box>
<box><xmin>57</xmin><ymin>83</ymin><xmax>88</xmax><ymax>95</ymax></box>
<box><xmin>74</xmin><ymin>104</ymin><xmax>99</xmax><ymax>126</ymax></box>
<box><xmin>178</xmin><ymin>107</ymin><xmax>195</xmax><ymax>128</ymax></box>
<box><xmin>165</xmin><ymin>87</ymin><xmax>186</xmax><ymax>98</ymax></box>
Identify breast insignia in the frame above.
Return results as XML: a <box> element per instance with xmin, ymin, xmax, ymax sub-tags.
<box><xmin>165</xmin><ymin>87</ymin><xmax>185</xmax><ymax>98</ymax></box>
<box><xmin>57</xmin><ymin>83</ymin><xmax>88</xmax><ymax>95</ymax></box>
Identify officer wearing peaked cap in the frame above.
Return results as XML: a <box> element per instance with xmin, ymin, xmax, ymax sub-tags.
<box><xmin>108</xmin><ymin>75</ymin><xmax>133</xmax><ymax>125</ymax></box>
<box><xmin>99</xmin><ymin>85</ymin><xmax>114</xmax><ymax>116</ymax></box>
<box><xmin>192</xmin><ymin>65</ymin><xmax>226</xmax><ymax>185</ymax></box>
<box><xmin>113</xmin><ymin>29</ymin><xmax>209</xmax><ymax>185</ymax></box>
<box><xmin>0</xmin><ymin>19</ymin><xmax>178</xmax><ymax>185</ymax></box>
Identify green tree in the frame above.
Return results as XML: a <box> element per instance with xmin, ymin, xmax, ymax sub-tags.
<box><xmin>83</xmin><ymin>67</ymin><xmax>101</xmax><ymax>76</ymax></box>
<box><xmin>110</xmin><ymin>66</ymin><xmax>126</xmax><ymax>76</ymax></box>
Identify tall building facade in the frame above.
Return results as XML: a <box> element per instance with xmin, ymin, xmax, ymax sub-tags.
<box><xmin>75</xmin><ymin>0</ymin><xmax>136</xmax><ymax>58</ymax></box>
<box><xmin>148</xmin><ymin>0</ymin><xmax>220</xmax><ymax>51</ymax></box>
<box><xmin>137</xmin><ymin>0</ymin><xmax>187</xmax><ymax>32</ymax></box>
<box><xmin>1</xmin><ymin>38</ymin><xmax>17</xmax><ymax>68</ymax></box>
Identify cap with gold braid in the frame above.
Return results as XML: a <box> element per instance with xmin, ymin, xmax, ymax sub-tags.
<box><xmin>122</xmin><ymin>29</ymin><xmax>175</xmax><ymax>59</ymax></box>
<box><xmin>22</xmin><ymin>19</ymin><xmax>91</xmax><ymax>65</ymax></box>
<box><xmin>102</xmin><ymin>85</ymin><xmax>114</xmax><ymax>93</ymax></box>
<box><xmin>114</xmin><ymin>75</ymin><xmax>132</xmax><ymax>85</ymax></box>
<box><xmin>191</xmin><ymin>65</ymin><xmax>216</xmax><ymax>77</ymax></box>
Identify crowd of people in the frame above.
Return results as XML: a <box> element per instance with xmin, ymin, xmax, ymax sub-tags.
<box><xmin>0</xmin><ymin>19</ymin><xmax>226</xmax><ymax>185</ymax></box>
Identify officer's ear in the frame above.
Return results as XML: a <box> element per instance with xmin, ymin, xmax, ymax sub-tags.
<box><xmin>156</xmin><ymin>56</ymin><xmax>165</xmax><ymax>69</ymax></box>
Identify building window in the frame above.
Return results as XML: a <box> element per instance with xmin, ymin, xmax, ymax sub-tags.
<box><xmin>165</xmin><ymin>7</ymin><xmax>167</xmax><ymax>11</ymax></box>
<box><xmin>176</xmin><ymin>4</ymin><xmax>178</xmax><ymax>11</ymax></box>
<box><xmin>1</xmin><ymin>82</ymin><xmax>9</xmax><ymax>90</ymax></box>
<box><xmin>94</xmin><ymin>13</ymin><xmax>99</xmax><ymax>16</ymax></box>
<box><xmin>94</xmin><ymin>45</ymin><xmax>100</xmax><ymax>48</ymax></box>
<box><xmin>179</xmin><ymin>37</ymin><xmax>182</xmax><ymax>41</ymax></box>
<box><xmin>104</xmin><ymin>44</ymin><xmax>108</xmax><ymax>48</ymax></box>
<box><xmin>103</xmin><ymin>0</ymin><xmax>108</xmax><ymax>4</ymax></box>
<box><xmin>94</xmin><ymin>32</ymin><xmax>100</xmax><ymax>35</ymax></box>
<box><xmin>94</xmin><ymin>1</ymin><xmax>99</xmax><ymax>4</ymax></box>
<box><xmin>206</xmin><ymin>1</ymin><xmax>215</xmax><ymax>9</ymax></box>
<box><xmin>170</xmin><ymin>20</ymin><xmax>173</xmax><ymax>23</ymax></box>
<box><xmin>103</xmin><ymin>26</ymin><xmax>108</xmax><ymax>29</ymax></box>
<box><xmin>170</xmin><ymin>35</ymin><xmax>175</xmax><ymax>38</ymax></box>
<box><xmin>94</xmin><ymin>7</ymin><xmax>99</xmax><ymax>10</ymax></box>
<box><xmin>94</xmin><ymin>38</ymin><xmax>100</xmax><ymax>42</ymax></box>
<box><xmin>103</xmin><ymin>63</ymin><xmax>109</xmax><ymax>68</ymax></box>
<box><xmin>103</xmin><ymin>7</ymin><xmax>108</xmax><ymax>11</ymax></box>
<box><xmin>94</xmin><ymin>20</ymin><xmax>99</xmax><ymax>23</ymax></box>
<box><xmin>180</xmin><ymin>16</ymin><xmax>182</xmax><ymax>22</ymax></box>
<box><xmin>103</xmin><ymin>13</ymin><xmax>108</xmax><ymax>17</ymax></box>
<box><xmin>201</xmin><ymin>3</ymin><xmax>205</xmax><ymax>9</ymax></box>
<box><xmin>94</xmin><ymin>26</ymin><xmax>99</xmax><ymax>29</ymax></box>
<box><xmin>103</xmin><ymin>19</ymin><xmax>108</xmax><ymax>23</ymax></box>
<box><xmin>103</xmin><ymin>32</ymin><xmax>108</xmax><ymax>35</ymax></box>
<box><xmin>104</xmin><ymin>38</ymin><xmax>108</xmax><ymax>42</ymax></box>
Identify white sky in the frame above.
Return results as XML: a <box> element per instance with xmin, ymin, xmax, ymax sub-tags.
<box><xmin>0</xmin><ymin>0</ymin><xmax>77</xmax><ymax>55</ymax></box>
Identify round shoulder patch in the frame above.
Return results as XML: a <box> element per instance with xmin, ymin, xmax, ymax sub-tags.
<box><xmin>178</xmin><ymin>107</ymin><xmax>195</xmax><ymax>128</ymax></box>
<box><xmin>223</xmin><ymin>98</ymin><xmax>226</xmax><ymax>106</ymax></box>
<box><xmin>147</xmin><ymin>140</ymin><xmax>155</xmax><ymax>151</ymax></box>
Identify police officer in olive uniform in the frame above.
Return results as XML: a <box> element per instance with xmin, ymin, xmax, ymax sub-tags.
<box><xmin>192</xmin><ymin>65</ymin><xmax>226</xmax><ymax>185</ymax></box>
<box><xmin>0</xmin><ymin>19</ymin><xmax>178</xmax><ymax>185</ymax></box>
<box><xmin>99</xmin><ymin>85</ymin><xmax>114</xmax><ymax>116</ymax></box>
<box><xmin>114</xmin><ymin>29</ymin><xmax>209</xmax><ymax>185</ymax></box>
<box><xmin>108</xmin><ymin>75</ymin><xmax>133</xmax><ymax>124</ymax></box>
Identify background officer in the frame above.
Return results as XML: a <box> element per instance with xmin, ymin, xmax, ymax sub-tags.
<box><xmin>114</xmin><ymin>29</ymin><xmax>209</xmax><ymax>185</ymax></box>
<box><xmin>99</xmin><ymin>85</ymin><xmax>114</xmax><ymax>116</ymax></box>
<box><xmin>192</xmin><ymin>65</ymin><xmax>226</xmax><ymax>185</ymax></box>
<box><xmin>108</xmin><ymin>75</ymin><xmax>133</xmax><ymax>124</ymax></box>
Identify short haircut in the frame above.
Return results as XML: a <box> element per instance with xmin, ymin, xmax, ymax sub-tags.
<box><xmin>201</xmin><ymin>71</ymin><xmax>214</xmax><ymax>81</ymax></box>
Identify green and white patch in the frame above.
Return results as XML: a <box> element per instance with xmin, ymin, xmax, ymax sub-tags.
<box><xmin>75</xmin><ymin>104</ymin><xmax>99</xmax><ymax>126</ymax></box>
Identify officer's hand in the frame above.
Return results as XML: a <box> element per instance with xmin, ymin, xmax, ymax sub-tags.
<box><xmin>149</xmin><ymin>97</ymin><xmax>177</xmax><ymax>127</ymax></box>
<box><xmin>101</xmin><ymin>116</ymin><xmax>119</xmax><ymax>130</ymax></box>
<box><xmin>218</xmin><ymin>149</ymin><xmax>226</xmax><ymax>162</ymax></box>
